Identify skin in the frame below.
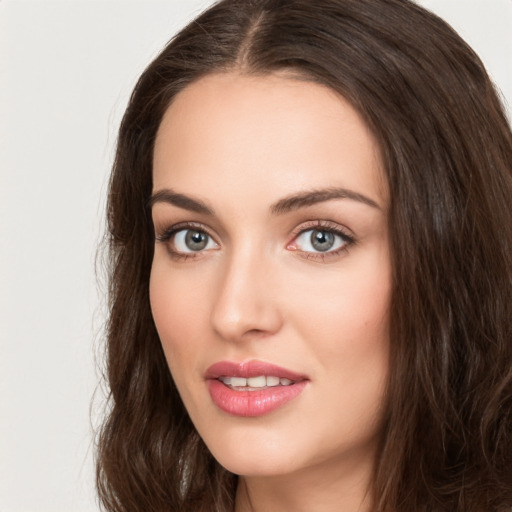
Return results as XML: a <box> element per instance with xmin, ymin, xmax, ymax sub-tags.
<box><xmin>150</xmin><ymin>72</ymin><xmax>391</xmax><ymax>512</ymax></box>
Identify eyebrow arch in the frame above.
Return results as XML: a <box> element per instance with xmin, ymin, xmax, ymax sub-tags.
<box><xmin>149</xmin><ymin>189</ymin><xmax>214</xmax><ymax>215</ymax></box>
<box><xmin>270</xmin><ymin>187</ymin><xmax>381</xmax><ymax>214</ymax></box>
<box><xmin>149</xmin><ymin>186</ymin><xmax>381</xmax><ymax>216</ymax></box>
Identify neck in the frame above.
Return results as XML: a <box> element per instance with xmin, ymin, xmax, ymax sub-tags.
<box><xmin>234</xmin><ymin>453</ymin><xmax>375</xmax><ymax>512</ymax></box>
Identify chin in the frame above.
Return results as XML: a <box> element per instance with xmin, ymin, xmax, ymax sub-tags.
<box><xmin>198</xmin><ymin>424</ymin><xmax>304</xmax><ymax>476</ymax></box>
<box><xmin>214</xmin><ymin>449</ymin><xmax>299</xmax><ymax>477</ymax></box>
<box><xmin>196</xmin><ymin>413</ymin><xmax>382</xmax><ymax>481</ymax></box>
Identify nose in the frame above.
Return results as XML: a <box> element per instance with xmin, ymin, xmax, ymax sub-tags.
<box><xmin>210</xmin><ymin>249</ymin><xmax>283</xmax><ymax>342</ymax></box>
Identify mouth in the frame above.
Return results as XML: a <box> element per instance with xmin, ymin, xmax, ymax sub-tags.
<box><xmin>205</xmin><ymin>360</ymin><xmax>308</xmax><ymax>417</ymax></box>
<box><xmin>218</xmin><ymin>375</ymin><xmax>296</xmax><ymax>390</ymax></box>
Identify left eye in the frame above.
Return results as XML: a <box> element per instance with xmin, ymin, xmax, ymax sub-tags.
<box><xmin>294</xmin><ymin>229</ymin><xmax>348</xmax><ymax>253</ymax></box>
<box><xmin>173</xmin><ymin>229</ymin><xmax>218</xmax><ymax>253</ymax></box>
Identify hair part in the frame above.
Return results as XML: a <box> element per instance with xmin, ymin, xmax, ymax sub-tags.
<box><xmin>96</xmin><ymin>1</ymin><xmax>512</xmax><ymax>510</ymax></box>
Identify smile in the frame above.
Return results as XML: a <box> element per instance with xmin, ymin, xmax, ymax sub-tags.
<box><xmin>218</xmin><ymin>375</ymin><xmax>295</xmax><ymax>389</ymax></box>
<box><xmin>205</xmin><ymin>360</ymin><xmax>308</xmax><ymax>417</ymax></box>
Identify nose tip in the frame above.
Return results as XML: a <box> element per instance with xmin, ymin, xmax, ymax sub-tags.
<box><xmin>210</xmin><ymin>258</ymin><xmax>283</xmax><ymax>343</ymax></box>
<box><xmin>211</xmin><ymin>302</ymin><xmax>281</xmax><ymax>342</ymax></box>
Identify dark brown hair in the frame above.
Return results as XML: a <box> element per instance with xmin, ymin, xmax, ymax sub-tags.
<box><xmin>96</xmin><ymin>0</ymin><xmax>512</xmax><ymax>510</ymax></box>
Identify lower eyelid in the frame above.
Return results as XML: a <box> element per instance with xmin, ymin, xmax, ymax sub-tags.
<box><xmin>299</xmin><ymin>247</ymin><xmax>348</xmax><ymax>261</ymax></box>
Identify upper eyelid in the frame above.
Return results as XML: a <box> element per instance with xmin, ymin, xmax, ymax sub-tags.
<box><xmin>290</xmin><ymin>219</ymin><xmax>354</xmax><ymax>238</ymax></box>
<box><xmin>155</xmin><ymin>221</ymin><xmax>217</xmax><ymax>239</ymax></box>
<box><xmin>154</xmin><ymin>219</ymin><xmax>355</xmax><ymax>246</ymax></box>
<box><xmin>292</xmin><ymin>226</ymin><xmax>353</xmax><ymax>244</ymax></box>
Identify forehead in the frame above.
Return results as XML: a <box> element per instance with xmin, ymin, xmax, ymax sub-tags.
<box><xmin>153</xmin><ymin>72</ymin><xmax>387</xmax><ymax>208</ymax></box>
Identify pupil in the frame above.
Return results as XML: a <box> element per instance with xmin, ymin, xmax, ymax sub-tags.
<box><xmin>311</xmin><ymin>230</ymin><xmax>334</xmax><ymax>252</ymax></box>
<box><xmin>185</xmin><ymin>230</ymin><xmax>208</xmax><ymax>251</ymax></box>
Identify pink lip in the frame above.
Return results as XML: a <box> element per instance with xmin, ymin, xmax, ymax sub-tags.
<box><xmin>205</xmin><ymin>360</ymin><xmax>308</xmax><ymax>417</ymax></box>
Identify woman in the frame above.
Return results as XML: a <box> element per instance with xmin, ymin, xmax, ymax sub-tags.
<box><xmin>96</xmin><ymin>0</ymin><xmax>512</xmax><ymax>510</ymax></box>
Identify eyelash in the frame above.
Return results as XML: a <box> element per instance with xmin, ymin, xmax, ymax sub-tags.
<box><xmin>154</xmin><ymin>220</ymin><xmax>356</xmax><ymax>262</ymax></box>
<box><xmin>288</xmin><ymin>220</ymin><xmax>355</xmax><ymax>261</ymax></box>
<box><xmin>155</xmin><ymin>222</ymin><xmax>215</xmax><ymax>261</ymax></box>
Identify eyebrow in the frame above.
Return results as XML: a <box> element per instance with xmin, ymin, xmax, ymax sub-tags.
<box><xmin>149</xmin><ymin>186</ymin><xmax>381</xmax><ymax>215</ymax></box>
<box><xmin>270</xmin><ymin>187</ymin><xmax>381</xmax><ymax>214</ymax></box>
<box><xmin>148</xmin><ymin>189</ymin><xmax>214</xmax><ymax>215</ymax></box>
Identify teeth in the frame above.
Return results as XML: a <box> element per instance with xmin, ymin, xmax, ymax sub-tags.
<box><xmin>266</xmin><ymin>376</ymin><xmax>280</xmax><ymax>387</ymax></box>
<box><xmin>230</xmin><ymin>377</ymin><xmax>247</xmax><ymax>387</ymax></box>
<box><xmin>247</xmin><ymin>376</ymin><xmax>266</xmax><ymax>387</ymax></box>
<box><xmin>219</xmin><ymin>375</ymin><xmax>295</xmax><ymax>388</ymax></box>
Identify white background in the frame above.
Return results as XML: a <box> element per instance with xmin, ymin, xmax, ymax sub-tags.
<box><xmin>0</xmin><ymin>1</ymin><xmax>511</xmax><ymax>511</ymax></box>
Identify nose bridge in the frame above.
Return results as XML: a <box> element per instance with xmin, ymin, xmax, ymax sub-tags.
<box><xmin>210</xmin><ymin>241</ymin><xmax>282</xmax><ymax>342</ymax></box>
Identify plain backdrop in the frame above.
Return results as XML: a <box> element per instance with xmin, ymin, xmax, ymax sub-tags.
<box><xmin>0</xmin><ymin>1</ymin><xmax>511</xmax><ymax>511</ymax></box>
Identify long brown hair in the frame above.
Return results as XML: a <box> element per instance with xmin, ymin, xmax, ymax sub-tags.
<box><xmin>96</xmin><ymin>0</ymin><xmax>512</xmax><ymax>510</ymax></box>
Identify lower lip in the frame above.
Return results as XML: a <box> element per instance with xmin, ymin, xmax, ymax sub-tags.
<box><xmin>207</xmin><ymin>379</ymin><xmax>307</xmax><ymax>417</ymax></box>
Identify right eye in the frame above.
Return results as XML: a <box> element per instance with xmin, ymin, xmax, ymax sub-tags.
<box><xmin>171</xmin><ymin>228</ymin><xmax>219</xmax><ymax>253</ymax></box>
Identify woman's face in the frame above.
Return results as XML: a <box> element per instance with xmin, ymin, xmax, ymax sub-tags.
<box><xmin>150</xmin><ymin>73</ymin><xmax>391</xmax><ymax>479</ymax></box>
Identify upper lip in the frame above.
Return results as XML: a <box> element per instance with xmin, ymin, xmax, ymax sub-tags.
<box><xmin>205</xmin><ymin>360</ymin><xmax>307</xmax><ymax>381</ymax></box>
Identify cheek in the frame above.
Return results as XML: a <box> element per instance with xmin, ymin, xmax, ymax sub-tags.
<box><xmin>286</xmin><ymin>251</ymin><xmax>391</xmax><ymax>409</ymax></box>
<box><xmin>297</xmin><ymin>282</ymin><xmax>390</xmax><ymax>392</ymax></box>
<box><xmin>287</xmin><ymin>250</ymin><xmax>391</xmax><ymax>349</ymax></box>
<box><xmin>299</xmin><ymin>275</ymin><xmax>390</xmax><ymax>441</ymax></box>
<box><xmin>149</xmin><ymin>263</ymin><xmax>209</xmax><ymax>375</ymax></box>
